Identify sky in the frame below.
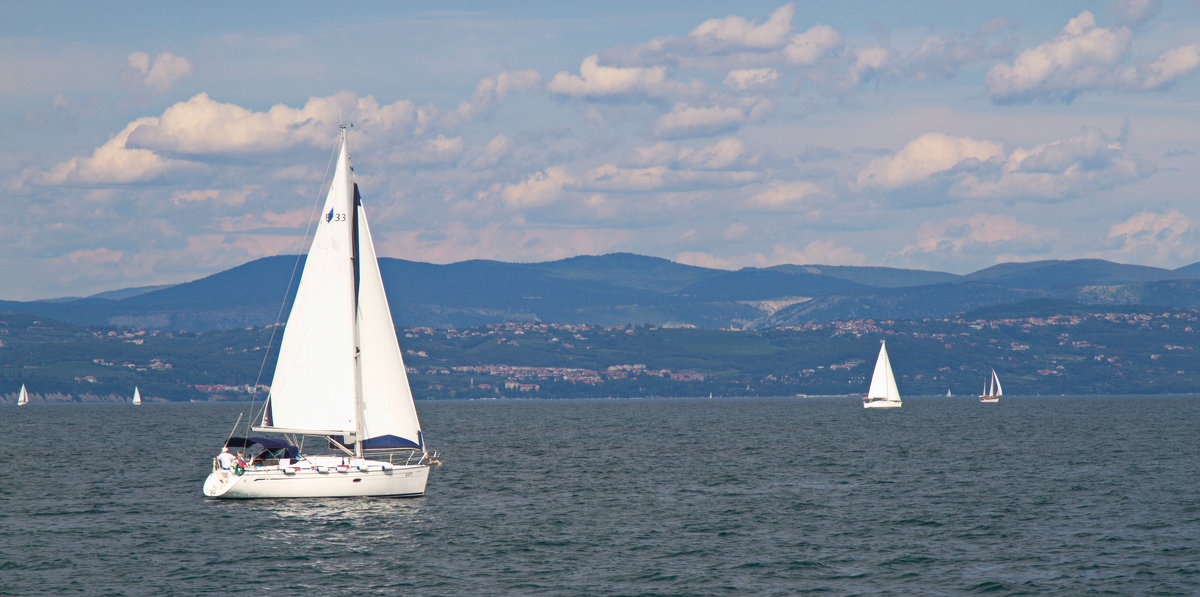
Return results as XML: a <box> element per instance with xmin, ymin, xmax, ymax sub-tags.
<box><xmin>2</xmin><ymin>1</ymin><xmax>1199</xmax><ymax>301</ymax></box>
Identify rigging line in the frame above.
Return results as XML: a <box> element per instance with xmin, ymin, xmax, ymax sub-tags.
<box><xmin>241</xmin><ymin>136</ymin><xmax>342</xmax><ymax>435</ymax></box>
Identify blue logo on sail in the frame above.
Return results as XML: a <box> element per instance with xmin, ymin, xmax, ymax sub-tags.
<box><xmin>325</xmin><ymin>207</ymin><xmax>335</xmax><ymax>223</ymax></box>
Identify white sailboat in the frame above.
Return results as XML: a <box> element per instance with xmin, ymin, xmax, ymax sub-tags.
<box><xmin>203</xmin><ymin>129</ymin><xmax>435</xmax><ymax>499</ymax></box>
<box><xmin>17</xmin><ymin>384</ymin><xmax>28</xmax><ymax>406</ymax></box>
<box><xmin>862</xmin><ymin>340</ymin><xmax>902</xmax><ymax>409</ymax></box>
<box><xmin>132</xmin><ymin>386</ymin><xmax>142</xmax><ymax>406</ymax></box>
<box><xmin>979</xmin><ymin>369</ymin><xmax>1002</xmax><ymax>403</ymax></box>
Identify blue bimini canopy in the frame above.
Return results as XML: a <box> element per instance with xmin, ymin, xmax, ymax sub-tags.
<box><xmin>224</xmin><ymin>436</ymin><xmax>299</xmax><ymax>459</ymax></box>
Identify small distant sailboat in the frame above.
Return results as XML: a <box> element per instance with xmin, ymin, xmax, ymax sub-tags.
<box><xmin>946</xmin><ymin>388</ymin><xmax>952</xmax><ymax>398</ymax></box>
<box><xmin>979</xmin><ymin>369</ymin><xmax>1002</xmax><ymax>403</ymax></box>
<box><xmin>17</xmin><ymin>384</ymin><xmax>28</xmax><ymax>406</ymax></box>
<box><xmin>202</xmin><ymin>128</ymin><xmax>435</xmax><ymax>499</ymax></box>
<box><xmin>132</xmin><ymin>386</ymin><xmax>142</xmax><ymax>406</ymax></box>
<box><xmin>863</xmin><ymin>340</ymin><xmax>902</xmax><ymax>409</ymax></box>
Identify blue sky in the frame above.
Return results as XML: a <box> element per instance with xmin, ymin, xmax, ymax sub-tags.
<box><xmin>3</xmin><ymin>1</ymin><xmax>1199</xmax><ymax>300</ymax></box>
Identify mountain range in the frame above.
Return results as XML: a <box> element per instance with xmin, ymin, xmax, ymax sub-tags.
<box><xmin>5</xmin><ymin>253</ymin><xmax>1200</xmax><ymax>331</ymax></box>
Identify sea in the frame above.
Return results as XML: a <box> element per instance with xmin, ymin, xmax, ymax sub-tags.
<box><xmin>2</xmin><ymin>395</ymin><xmax>1199</xmax><ymax>596</ymax></box>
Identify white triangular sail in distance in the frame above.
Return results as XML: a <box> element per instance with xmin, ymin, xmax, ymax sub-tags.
<box><xmin>864</xmin><ymin>341</ymin><xmax>902</xmax><ymax>408</ymax></box>
<box><xmin>17</xmin><ymin>384</ymin><xmax>28</xmax><ymax>406</ymax></box>
<box><xmin>132</xmin><ymin>386</ymin><xmax>142</xmax><ymax>405</ymax></box>
<box><xmin>991</xmin><ymin>369</ymin><xmax>1003</xmax><ymax>397</ymax></box>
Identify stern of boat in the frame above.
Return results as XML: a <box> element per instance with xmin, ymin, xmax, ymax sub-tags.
<box><xmin>202</xmin><ymin>467</ymin><xmax>241</xmax><ymax>498</ymax></box>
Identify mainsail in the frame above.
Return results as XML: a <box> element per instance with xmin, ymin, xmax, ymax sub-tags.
<box><xmin>257</xmin><ymin>131</ymin><xmax>422</xmax><ymax>450</ymax></box>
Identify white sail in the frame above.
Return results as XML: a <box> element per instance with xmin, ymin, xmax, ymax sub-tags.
<box><xmin>864</xmin><ymin>340</ymin><xmax>901</xmax><ymax>407</ymax></box>
<box><xmin>17</xmin><ymin>384</ymin><xmax>28</xmax><ymax>406</ymax></box>
<box><xmin>132</xmin><ymin>386</ymin><xmax>142</xmax><ymax>405</ymax></box>
<box><xmin>260</xmin><ymin>135</ymin><xmax>360</xmax><ymax>436</ymax></box>
<box><xmin>991</xmin><ymin>369</ymin><xmax>1003</xmax><ymax>397</ymax></box>
<box><xmin>355</xmin><ymin>201</ymin><xmax>422</xmax><ymax>449</ymax></box>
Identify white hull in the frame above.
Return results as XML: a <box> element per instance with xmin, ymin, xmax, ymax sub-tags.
<box><xmin>863</xmin><ymin>399</ymin><xmax>902</xmax><ymax>409</ymax></box>
<box><xmin>203</xmin><ymin>457</ymin><xmax>429</xmax><ymax>499</ymax></box>
<box><xmin>979</xmin><ymin>396</ymin><xmax>999</xmax><ymax>403</ymax></box>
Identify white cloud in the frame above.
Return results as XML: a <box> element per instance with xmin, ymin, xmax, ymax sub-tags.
<box><xmin>747</xmin><ymin>180</ymin><xmax>824</xmax><ymax>210</ymax></box>
<box><xmin>855</xmin><ymin>133</ymin><xmax>1004</xmax><ymax>191</ymax></box>
<box><xmin>985</xmin><ymin>10</ymin><xmax>1200</xmax><ymax>103</ymax></box>
<box><xmin>500</xmin><ymin>166</ymin><xmax>576</xmax><ymax>208</ymax></box>
<box><xmin>724</xmin><ymin>68</ymin><xmax>779</xmax><ymax>91</ymax></box>
<box><xmin>121</xmin><ymin>92</ymin><xmax>438</xmax><ymax>157</ymax></box>
<box><xmin>951</xmin><ymin>126</ymin><xmax>1153</xmax><ymax>201</ymax></box>
<box><xmin>902</xmin><ymin>213</ymin><xmax>1054</xmax><ymax>257</ymax></box>
<box><xmin>124</xmin><ymin>51</ymin><xmax>194</xmax><ymax>93</ymax></box>
<box><xmin>678</xmin><ymin>137</ymin><xmax>756</xmax><ymax>170</ymax></box>
<box><xmin>547</xmin><ymin>55</ymin><xmax>698</xmax><ymax>100</ymax></box>
<box><xmin>22</xmin><ymin>116</ymin><xmax>205</xmax><ymax>186</ymax></box>
<box><xmin>654</xmin><ymin>103</ymin><xmax>748</xmax><ymax>138</ymax></box>
<box><xmin>1105</xmin><ymin>209</ymin><xmax>1193</xmax><ymax>264</ymax></box>
<box><xmin>447</xmin><ymin>70</ymin><xmax>542</xmax><ymax>124</ymax></box>
<box><xmin>470</xmin><ymin>135</ymin><xmax>514</xmax><ymax>169</ymax></box>
<box><xmin>783</xmin><ymin>24</ymin><xmax>843</xmax><ymax>66</ymax></box>
<box><xmin>687</xmin><ymin>3</ymin><xmax>794</xmax><ymax>51</ymax></box>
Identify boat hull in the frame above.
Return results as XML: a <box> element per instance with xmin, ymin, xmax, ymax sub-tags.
<box><xmin>863</xmin><ymin>399</ymin><xmax>902</xmax><ymax>409</ymax></box>
<box><xmin>978</xmin><ymin>396</ymin><xmax>999</xmax><ymax>403</ymax></box>
<box><xmin>203</xmin><ymin>460</ymin><xmax>430</xmax><ymax>499</ymax></box>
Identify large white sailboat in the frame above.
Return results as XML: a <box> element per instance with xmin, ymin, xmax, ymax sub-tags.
<box><xmin>203</xmin><ymin>129</ymin><xmax>435</xmax><ymax>499</ymax></box>
<box><xmin>132</xmin><ymin>386</ymin><xmax>142</xmax><ymax>406</ymax></box>
<box><xmin>17</xmin><ymin>384</ymin><xmax>28</xmax><ymax>406</ymax></box>
<box><xmin>862</xmin><ymin>340</ymin><xmax>902</xmax><ymax>409</ymax></box>
<box><xmin>979</xmin><ymin>369</ymin><xmax>1002</xmax><ymax>403</ymax></box>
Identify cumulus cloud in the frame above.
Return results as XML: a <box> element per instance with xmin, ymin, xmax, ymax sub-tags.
<box><xmin>855</xmin><ymin>133</ymin><xmax>1004</xmax><ymax>191</ymax></box>
<box><xmin>951</xmin><ymin>126</ymin><xmax>1153</xmax><ymax>201</ymax></box>
<box><xmin>22</xmin><ymin>116</ymin><xmax>206</xmax><ymax>186</ymax></box>
<box><xmin>123</xmin><ymin>51</ymin><xmax>194</xmax><ymax>93</ymax></box>
<box><xmin>629</xmin><ymin>137</ymin><xmax>757</xmax><ymax>171</ymax></box>
<box><xmin>469</xmin><ymin>135</ymin><xmax>514</xmax><ymax>169</ymax></box>
<box><xmin>1106</xmin><ymin>209</ymin><xmax>1193</xmax><ymax>264</ymax></box>
<box><xmin>654</xmin><ymin>103</ymin><xmax>748</xmax><ymax>138</ymax></box>
<box><xmin>986</xmin><ymin>10</ymin><xmax>1200</xmax><ymax>103</ymax></box>
<box><xmin>724</xmin><ymin>68</ymin><xmax>779</xmax><ymax>91</ymax></box>
<box><xmin>783</xmin><ymin>24</ymin><xmax>843</xmax><ymax>66</ymax></box>
<box><xmin>747</xmin><ymin>180</ymin><xmax>824</xmax><ymax>210</ymax></box>
<box><xmin>902</xmin><ymin>213</ymin><xmax>1054</xmax><ymax>257</ymax></box>
<box><xmin>447</xmin><ymin>70</ymin><xmax>542</xmax><ymax>125</ymax></box>
<box><xmin>547</xmin><ymin>55</ymin><xmax>699</xmax><ymax>100</ymax></box>
<box><xmin>500</xmin><ymin>166</ymin><xmax>576</xmax><ymax>208</ymax></box>
<box><xmin>122</xmin><ymin>92</ymin><xmax>436</xmax><ymax>157</ymax></box>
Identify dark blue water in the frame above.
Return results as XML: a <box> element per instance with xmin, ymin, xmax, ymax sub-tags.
<box><xmin>2</xmin><ymin>396</ymin><xmax>1199</xmax><ymax>595</ymax></box>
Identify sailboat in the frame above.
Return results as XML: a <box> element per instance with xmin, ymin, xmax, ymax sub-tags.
<box><xmin>979</xmin><ymin>369</ymin><xmax>1002</xmax><ymax>403</ymax></box>
<box><xmin>17</xmin><ymin>384</ymin><xmax>28</xmax><ymax>406</ymax></box>
<box><xmin>203</xmin><ymin>129</ymin><xmax>435</xmax><ymax>499</ymax></box>
<box><xmin>132</xmin><ymin>386</ymin><xmax>142</xmax><ymax>406</ymax></box>
<box><xmin>862</xmin><ymin>340</ymin><xmax>902</xmax><ymax>409</ymax></box>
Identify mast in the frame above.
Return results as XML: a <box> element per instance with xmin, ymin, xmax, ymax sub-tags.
<box><xmin>348</xmin><ymin>128</ymin><xmax>366</xmax><ymax>458</ymax></box>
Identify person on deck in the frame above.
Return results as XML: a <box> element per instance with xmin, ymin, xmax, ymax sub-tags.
<box><xmin>216</xmin><ymin>447</ymin><xmax>237</xmax><ymax>470</ymax></box>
